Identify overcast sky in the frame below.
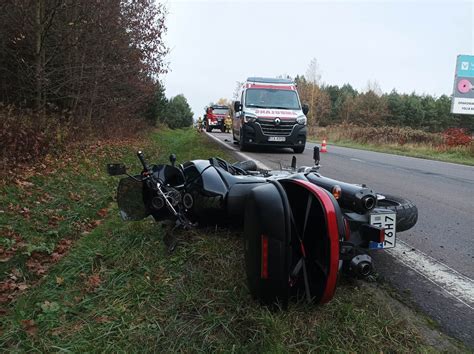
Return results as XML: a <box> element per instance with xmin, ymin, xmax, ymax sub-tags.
<box><xmin>162</xmin><ymin>0</ymin><xmax>474</xmax><ymax>118</ymax></box>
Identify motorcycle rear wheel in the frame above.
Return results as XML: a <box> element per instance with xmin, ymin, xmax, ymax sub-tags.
<box><xmin>377</xmin><ymin>194</ymin><xmax>418</xmax><ymax>232</ymax></box>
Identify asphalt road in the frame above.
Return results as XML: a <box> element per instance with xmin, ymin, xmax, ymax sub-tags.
<box><xmin>207</xmin><ymin>131</ymin><xmax>474</xmax><ymax>347</ymax></box>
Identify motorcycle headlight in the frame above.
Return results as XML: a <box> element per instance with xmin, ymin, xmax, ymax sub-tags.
<box><xmin>296</xmin><ymin>115</ymin><xmax>307</xmax><ymax>125</ymax></box>
<box><xmin>244</xmin><ymin>113</ymin><xmax>257</xmax><ymax>123</ymax></box>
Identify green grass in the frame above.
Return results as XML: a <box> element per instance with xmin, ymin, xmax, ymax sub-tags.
<box><xmin>0</xmin><ymin>128</ymin><xmax>465</xmax><ymax>351</ymax></box>
<box><xmin>309</xmin><ymin>138</ymin><xmax>474</xmax><ymax>166</ymax></box>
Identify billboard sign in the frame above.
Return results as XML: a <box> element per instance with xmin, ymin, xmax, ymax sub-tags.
<box><xmin>451</xmin><ymin>54</ymin><xmax>474</xmax><ymax>114</ymax></box>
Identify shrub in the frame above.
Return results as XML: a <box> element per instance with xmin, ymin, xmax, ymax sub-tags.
<box><xmin>442</xmin><ymin>128</ymin><xmax>472</xmax><ymax>147</ymax></box>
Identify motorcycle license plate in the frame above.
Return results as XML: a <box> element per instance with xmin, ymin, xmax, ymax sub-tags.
<box><xmin>268</xmin><ymin>136</ymin><xmax>286</xmax><ymax>142</ymax></box>
<box><xmin>369</xmin><ymin>212</ymin><xmax>396</xmax><ymax>249</ymax></box>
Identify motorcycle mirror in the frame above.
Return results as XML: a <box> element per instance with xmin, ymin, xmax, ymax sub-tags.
<box><xmin>169</xmin><ymin>154</ymin><xmax>177</xmax><ymax>166</ymax></box>
<box><xmin>291</xmin><ymin>156</ymin><xmax>297</xmax><ymax>170</ymax></box>
<box><xmin>313</xmin><ymin>146</ymin><xmax>320</xmax><ymax>165</ymax></box>
<box><xmin>107</xmin><ymin>163</ymin><xmax>127</xmax><ymax>176</ymax></box>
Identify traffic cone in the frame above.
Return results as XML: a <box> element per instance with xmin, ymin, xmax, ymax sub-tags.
<box><xmin>321</xmin><ymin>139</ymin><xmax>328</xmax><ymax>153</ymax></box>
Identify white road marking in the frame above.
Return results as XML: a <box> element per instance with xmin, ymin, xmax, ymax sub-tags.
<box><xmin>205</xmin><ymin>131</ymin><xmax>474</xmax><ymax>310</ymax></box>
<box><xmin>387</xmin><ymin>241</ymin><xmax>474</xmax><ymax>309</ymax></box>
<box><xmin>350</xmin><ymin>158</ymin><xmax>365</xmax><ymax>163</ymax></box>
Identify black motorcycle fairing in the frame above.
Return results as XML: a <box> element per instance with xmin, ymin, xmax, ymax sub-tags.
<box><xmin>151</xmin><ymin>164</ymin><xmax>185</xmax><ymax>187</ymax></box>
<box><xmin>181</xmin><ymin>160</ymin><xmax>228</xmax><ymax>223</ymax></box>
<box><xmin>213</xmin><ymin>166</ymin><xmax>266</xmax><ymax>189</ymax></box>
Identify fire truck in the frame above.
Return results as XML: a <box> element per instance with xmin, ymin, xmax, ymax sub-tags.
<box><xmin>204</xmin><ymin>105</ymin><xmax>229</xmax><ymax>133</ymax></box>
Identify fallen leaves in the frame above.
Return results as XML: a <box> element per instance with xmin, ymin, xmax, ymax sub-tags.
<box><xmin>40</xmin><ymin>300</ymin><xmax>60</xmax><ymax>313</ymax></box>
<box><xmin>68</xmin><ymin>192</ymin><xmax>81</xmax><ymax>202</ymax></box>
<box><xmin>0</xmin><ymin>247</ymin><xmax>15</xmax><ymax>263</ymax></box>
<box><xmin>14</xmin><ymin>179</ymin><xmax>35</xmax><ymax>189</ymax></box>
<box><xmin>94</xmin><ymin>315</ymin><xmax>115</xmax><ymax>324</ymax></box>
<box><xmin>21</xmin><ymin>319</ymin><xmax>38</xmax><ymax>337</ymax></box>
<box><xmin>47</xmin><ymin>213</ymin><xmax>65</xmax><ymax>227</ymax></box>
<box><xmin>19</xmin><ymin>207</ymin><xmax>31</xmax><ymax>219</ymax></box>
<box><xmin>97</xmin><ymin>208</ymin><xmax>108</xmax><ymax>218</ymax></box>
<box><xmin>26</xmin><ymin>257</ymin><xmax>47</xmax><ymax>276</ymax></box>
<box><xmin>85</xmin><ymin>273</ymin><xmax>102</xmax><ymax>292</ymax></box>
<box><xmin>26</xmin><ymin>238</ymin><xmax>73</xmax><ymax>276</ymax></box>
<box><xmin>0</xmin><ymin>237</ymin><xmax>75</xmax><ymax>305</ymax></box>
<box><xmin>0</xmin><ymin>270</ymin><xmax>29</xmax><ymax>304</ymax></box>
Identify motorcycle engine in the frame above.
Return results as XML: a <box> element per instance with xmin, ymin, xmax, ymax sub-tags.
<box><xmin>151</xmin><ymin>187</ymin><xmax>181</xmax><ymax>210</ymax></box>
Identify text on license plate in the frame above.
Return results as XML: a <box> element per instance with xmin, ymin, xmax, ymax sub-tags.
<box><xmin>268</xmin><ymin>136</ymin><xmax>286</xmax><ymax>142</ymax></box>
<box><xmin>370</xmin><ymin>213</ymin><xmax>396</xmax><ymax>249</ymax></box>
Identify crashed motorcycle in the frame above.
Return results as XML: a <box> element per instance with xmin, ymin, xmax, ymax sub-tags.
<box><xmin>107</xmin><ymin>147</ymin><xmax>418</xmax><ymax>307</ymax></box>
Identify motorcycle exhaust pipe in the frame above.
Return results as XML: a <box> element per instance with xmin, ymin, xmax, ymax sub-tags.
<box><xmin>306</xmin><ymin>174</ymin><xmax>377</xmax><ymax>214</ymax></box>
<box><xmin>350</xmin><ymin>254</ymin><xmax>373</xmax><ymax>278</ymax></box>
<box><xmin>362</xmin><ymin>195</ymin><xmax>376</xmax><ymax>210</ymax></box>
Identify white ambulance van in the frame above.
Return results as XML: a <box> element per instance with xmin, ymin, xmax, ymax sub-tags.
<box><xmin>233</xmin><ymin>77</ymin><xmax>309</xmax><ymax>153</ymax></box>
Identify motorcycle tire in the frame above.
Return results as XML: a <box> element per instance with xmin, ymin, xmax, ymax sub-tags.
<box><xmin>293</xmin><ymin>146</ymin><xmax>305</xmax><ymax>154</ymax></box>
<box><xmin>376</xmin><ymin>194</ymin><xmax>418</xmax><ymax>232</ymax></box>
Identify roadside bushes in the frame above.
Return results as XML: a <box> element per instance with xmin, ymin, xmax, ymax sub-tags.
<box><xmin>316</xmin><ymin>124</ymin><xmax>443</xmax><ymax>146</ymax></box>
<box><xmin>0</xmin><ymin>105</ymin><xmax>64</xmax><ymax>168</ymax></box>
<box><xmin>442</xmin><ymin>128</ymin><xmax>472</xmax><ymax>147</ymax></box>
<box><xmin>0</xmin><ymin>104</ymin><xmax>148</xmax><ymax>171</ymax></box>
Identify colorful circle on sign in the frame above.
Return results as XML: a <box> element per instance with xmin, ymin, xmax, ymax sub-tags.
<box><xmin>457</xmin><ymin>79</ymin><xmax>472</xmax><ymax>94</ymax></box>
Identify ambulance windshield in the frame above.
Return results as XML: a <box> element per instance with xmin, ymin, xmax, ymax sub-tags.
<box><xmin>245</xmin><ymin>88</ymin><xmax>300</xmax><ymax>110</ymax></box>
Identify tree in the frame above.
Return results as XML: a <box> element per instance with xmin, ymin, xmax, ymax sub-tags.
<box><xmin>323</xmin><ymin>84</ymin><xmax>358</xmax><ymax>124</ymax></box>
<box><xmin>352</xmin><ymin>91</ymin><xmax>388</xmax><ymax>126</ymax></box>
<box><xmin>365</xmin><ymin>80</ymin><xmax>383</xmax><ymax>96</ymax></box>
<box><xmin>146</xmin><ymin>82</ymin><xmax>168</xmax><ymax>125</ymax></box>
<box><xmin>232</xmin><ymin>81</ymin><xmax>243</xmax><ymax>101</ymax></box>
<box><xmin>305</xmin><ymin>58</ymin><xmax>321</xmax><ymax>87</ymax></box>
<box><xmin>0</xmin><ymin>0</ymin><xmax>169</xmax><ymax>128</ymax></box>
<box><xmin>216</xmin><ymin>98</ymin><xmax>231</xmax><ymax>106</ymax></box>
<box><xmin>304</xmin><ymin>58</ymin><xmax>323</xmax><ymax>125</ymax></box>
<box><xmin>386</xmin><ymin>90</ymin><xmax>405</xmax><ymax>126</ymax></box>
<box><xmin>165</xmin><ymin>94</ymin><xmax>193</xmax><ymax>129</ymax></box>
<box><xmin>313</xmin><ymin>88</ymin><xmax>332</xmax><ymax>126</ymax></box>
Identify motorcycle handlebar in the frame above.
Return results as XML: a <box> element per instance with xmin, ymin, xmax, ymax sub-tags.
<box><xmin>137</xmin><ymin>150</ymin><xmax>151</xmax><ymax>173</ymax></box>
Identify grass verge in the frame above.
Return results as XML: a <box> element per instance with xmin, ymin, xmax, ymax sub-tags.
<box><xmin>308</xmin><ymin>137</ymin><xmax>474</xmax><ymax>166</ymax></box>
<box><xmin>0</xmin><ymin>128</ymin><xmax>466</xmax><ymax>351</ymax></box>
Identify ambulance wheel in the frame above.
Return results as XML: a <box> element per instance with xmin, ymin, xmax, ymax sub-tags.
<box><xmin>293</xmin><ymin>146</ymin><xmax>305</xmax><ymax>154</ymax></box>
<box><xmin>239</xmin><ymin>129</ymin><xmax>248</xmax><ymax>151</ymax></box>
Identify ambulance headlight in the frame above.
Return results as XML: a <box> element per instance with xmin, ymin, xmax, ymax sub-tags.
<box><xmin>244</xmin><ymin>113</ymin><xmax>257</xmax><ymax>123</ymax></box>
<box><xmin>296</xmin><ymin>115</ymin><xmax>307</xmax><ymax>125</ymax></box>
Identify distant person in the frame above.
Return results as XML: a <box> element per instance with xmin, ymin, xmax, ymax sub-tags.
<box><xmin>224</xmin><ymin>115</ymin><xmax>232</xmax><ymax>133</ymax></box>
<box><xmin>197</xmin><ymin>116</ymin><xmax>203</xmax><ymax>132</ymax></box>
